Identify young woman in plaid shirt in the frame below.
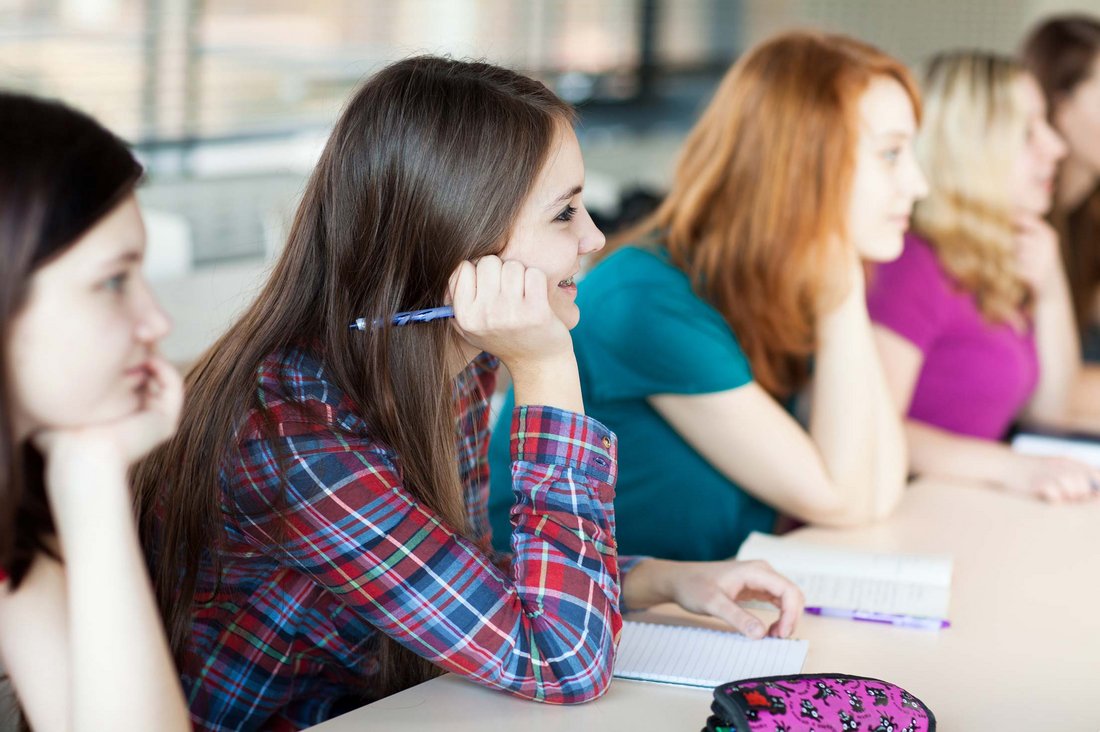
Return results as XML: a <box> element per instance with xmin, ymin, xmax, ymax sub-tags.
<box><xmin>136</xmin><ymin>56</ymin><xmax>802</xmax><ymax>731</ymax></box>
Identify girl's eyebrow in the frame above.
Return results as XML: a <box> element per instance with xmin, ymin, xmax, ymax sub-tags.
<box><xmin>545</xmin><ymin>184</ymin><xmax>583</xmax><ymax>211</ymax></box>
<box><xmin>869</xmin><ymin>130</ymin><xmax>911</xmax><ymax>143</ymax></box>
<box><xmin>96</xmin><ymin>250</ymin><xmax>142</xmax><ymax>272</ymax></box>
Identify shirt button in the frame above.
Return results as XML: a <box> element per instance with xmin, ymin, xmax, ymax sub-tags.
<box><xmin>601</xmin><ymin>436</ymin><xmax>611</xmax><ymax>449</ymax></box>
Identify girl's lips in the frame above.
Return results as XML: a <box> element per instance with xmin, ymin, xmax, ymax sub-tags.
<box><xmin>124</xmin><ymin>361</ymin><xmax>152</xmax><ymax>378</ymax></box>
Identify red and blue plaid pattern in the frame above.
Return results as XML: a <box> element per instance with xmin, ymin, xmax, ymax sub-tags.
<box><xmin>171</xmin><ymin>347</ymin><xmax>624</xmax><ymax>731</ymax></box>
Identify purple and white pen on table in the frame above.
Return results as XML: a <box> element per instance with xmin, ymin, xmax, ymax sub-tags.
<box><xmin>349</xmin><ymin>305</ymin><xmax>454</xmax><ymax>331</ymax></box>
<box><xmin>806</xmin><ymin>606</ymin><xmax>950</xmax><ymax>631</ymax></box>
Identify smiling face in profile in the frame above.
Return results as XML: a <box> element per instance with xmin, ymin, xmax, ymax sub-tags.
<box><xmin>499</xmin><ymin>124</ymin><xmax>606</xmax><ymax>330</ymax></box>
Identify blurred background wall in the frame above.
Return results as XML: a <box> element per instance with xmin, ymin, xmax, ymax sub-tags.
<box><xmin>1</xmin><ymin>0</ymin><xmax>1098</xmax><ymax>365</ymax></box>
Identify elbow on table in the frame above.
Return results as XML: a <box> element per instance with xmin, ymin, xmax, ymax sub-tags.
<box><xmin>792</xmin><ymin>480</ymin><xmax>903</xmax><ymax>528</ymax></box>
<box><xmin>512</xmin><ymin>667</ymin><xmax>613</xmax><ymax>706</ymax></box>
<box><xmin>559</xmin><ymin>672</ymin><xmax>613</xmax><ymax>704</ymax></box>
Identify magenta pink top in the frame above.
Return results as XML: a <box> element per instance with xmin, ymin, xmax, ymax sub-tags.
<box><xmin>867</xmin><ymin>232</ymin><xmax>1039</xmax><ymax>440</ymax></box>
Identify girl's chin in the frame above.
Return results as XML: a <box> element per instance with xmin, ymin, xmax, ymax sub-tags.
<box><xmin>857</xmin><ymin>238</ymin><xmax>904</xmax><ymax>263</ymax></box>
<box><xmin>554</xmin><ymin>303</ymin><xmax>581</xmax><ymax>331</ymax></box>
<box><xmin>89</xmin><ymin>390</ymin><xmax>145</xmax><ymax>423</ymax></box>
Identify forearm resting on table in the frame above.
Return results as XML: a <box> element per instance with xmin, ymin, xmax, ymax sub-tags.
<box><xmin>905</xmin><ymin>420</ymin><xmax>1014</xmax><ymax>487</ymax></box>
<box><xmin>1023</xmin><ymin>364</ymin><xmax>1100</xmax><ymax>435</ymax></box>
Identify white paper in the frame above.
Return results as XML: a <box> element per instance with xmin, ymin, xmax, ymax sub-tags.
<box><xmin>613</xmin><ymin>621</ymin><xmax>809</xmax><ymax>688</ymax></box>
<box><xmin>736</xmin><ymin>532</ymin><xmax>953</xmax><ymax>619</ymax></box>
<box><xmin>1012</xmin><ymin>433</ymin><xmax>1100</xmax><ymax>469</ymax></box>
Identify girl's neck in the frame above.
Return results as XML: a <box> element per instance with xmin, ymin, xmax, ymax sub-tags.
<box><xmin>1058</xmin><ymin>156</ymin><xmax>1100</xmax><ymax>212</ymax></box>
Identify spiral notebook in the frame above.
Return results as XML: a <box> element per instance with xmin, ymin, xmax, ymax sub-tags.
<box><xmin>613</xmin><ymin>621</ymin><xmax>809</xmax><ymax>689</ymax></box>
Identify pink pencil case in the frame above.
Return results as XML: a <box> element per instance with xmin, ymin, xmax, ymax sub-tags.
<box><xmin>707</xmin><ymin>673</ymin><xmax>936</xmax><ymax>731</ymax></box>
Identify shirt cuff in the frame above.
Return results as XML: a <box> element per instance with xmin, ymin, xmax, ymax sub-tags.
<box><xmin>616</xmin><ymin>554</ymin><xmax>650</xmax><ymax>615</ymax></box>
<box><xmin>511</xmin><ymin>405</ymin><xmax>617</xmax><ymax>487</ymax></box>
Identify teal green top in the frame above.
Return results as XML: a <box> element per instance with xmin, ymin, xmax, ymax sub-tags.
<box><xmin>487</xmin><ymin>246</ymin><xmax>777</xmax><ymax>562</ymax></box>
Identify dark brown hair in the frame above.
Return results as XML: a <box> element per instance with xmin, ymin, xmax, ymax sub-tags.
<box><xmin>611</xmin><ymin>31</ymin><xmax>919</xmax><ymax>398</ymax></box>
<box><xmin>133</xmin><ymin>56</ymin><xmax>574</xmax><ymax>698</ymax></box>
<box><xmin>0</xmin><ymin>92</ymin><xmax>142</xmax><ymax>588</ymax></box>
<box><xmin>1023</xmin><ymin>15</ymin><xmax>1100</xmax><ymax>332</ymax></box>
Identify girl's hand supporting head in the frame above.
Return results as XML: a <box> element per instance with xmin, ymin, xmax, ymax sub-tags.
<box><xmin>1013</xmin><ymin>214</ymin><xmax>1062</xmax><ymax>295</ymax></box>
<box><xmin>448</xmin><ymin>256</ymin><xmax>574</xmax><ymax>371</ymax></box>
<box><xmin>32</xmin><ymin>354</ymin><xmax>183</xmax><ymax>492</ymax></box>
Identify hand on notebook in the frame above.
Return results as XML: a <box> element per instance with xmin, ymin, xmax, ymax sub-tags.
<box><xmin>622</xmin><ymin>559</ymin><xmax>804</xmax><ymax>640</ymax></box>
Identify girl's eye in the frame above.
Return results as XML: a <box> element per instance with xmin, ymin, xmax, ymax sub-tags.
<box><xmin>881</xmin><ymin>148</ymin><xmax>901</xmax><ymax>164</ymax></box>
<box><xmin>555</xmin><ymin>204</ymin><xmax>578</xmax><ymax>223</ymax></box>
<box><xmin>102</xmin><ymin>272</ymin><xmax>129</xmax><ymax>293</ymax></box>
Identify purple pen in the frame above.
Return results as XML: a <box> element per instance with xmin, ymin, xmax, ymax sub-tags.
<box><xmin>349</xmin><ymin>305</ymin><xmax>455</xmax><ymax>331</ymax></box>
<box><xmin>806</xmin><ymin>606</ymin><xmax>949</xmax><ymax>630</ymax></box>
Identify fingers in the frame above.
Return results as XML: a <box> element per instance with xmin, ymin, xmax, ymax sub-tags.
<box><xmin>499</xmin><ymin>258</ymin><xmax>526</xmax><ymax>303</ymax></box>
<box><xmin>703</xmin><ymin>592</ymin><xmax>768</xmax><ymax>640</ymax></box>
<box><xmin>144</xmin><ymin>355</ymin><xmax>184</xmax><ymax>426</ymax></box>
<box><xmin>449</xmin><ymin>261</ymin><xmax>477</xmax><ymax>315</ymax></box>
<box><xmin>524</xmin><ymin>266</ymin><xmax>549</xmax><ymax>308</ymax></box>
<box><xmin>474</xmin><ymin>255</ymin><xmax>502</xmax><ymax>303</ymax></box>
<box><xmin>732</xmin><ymin>561</ymin><xmax>804</xmax><ymax>638</ymax></box>
<box><xmin>1033</xmin><ymin>460</ymin><xmax>1100</xmax><ymax>503</ymax></box>
<box><xmin>448</xmin><ymin>254</ymin><xmax>557</xmax><ymax>327</ymax></box>
<box><xmin>675</xmin><ymin>560</ymin><xmax>804</xmax><ymax>640</ymax></box>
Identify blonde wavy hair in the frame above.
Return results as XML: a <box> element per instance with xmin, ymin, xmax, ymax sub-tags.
<box><xmin>913</xmin><ymin>51</ymin><xmax>1032</xmax><ymax>323</ymax></box>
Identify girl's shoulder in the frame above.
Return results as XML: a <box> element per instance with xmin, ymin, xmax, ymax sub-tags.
<box><xmin>582</xmin><ymin>245</ymin><xmax>698</xmax><ymax>309</ymax></box>
<box><xmin>237</xmin><ymin>345</ymin><xmax>370</xmax><ymax>442</ymax></box>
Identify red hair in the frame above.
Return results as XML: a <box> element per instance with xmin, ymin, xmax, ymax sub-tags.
<box><xmin>616</xmin><ymin>31</ymin><xmax>920</xmax><ymax>397</ymax></box>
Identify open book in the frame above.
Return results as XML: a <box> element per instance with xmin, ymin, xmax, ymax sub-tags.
<box><xmin>1011</xmin><ymin>430</ymin><xmax>1100</xmax><ymax>468</ymax></box>
<box><xmin>736</xmin><ymin>532</ymin><xmax>953</xmax><ymax>621</ymax></box>
<box><xmin>613</xmin><ymin>620</ymin><xmax>808</xmax><ymax>689</ymax></box>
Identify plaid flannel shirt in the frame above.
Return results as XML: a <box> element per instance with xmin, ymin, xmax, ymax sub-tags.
<box><xmin>175</xmin><ymin>346</ymin><xmax>625</xmax><ymax>730</ymax></box>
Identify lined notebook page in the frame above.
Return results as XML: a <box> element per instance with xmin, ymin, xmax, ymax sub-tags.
<box><xmin>613</xmin><ymin>621</ymin><xmax>808</xmax><ymax>688</ymax></box>
<box><xmin>737</xmin><ymin>532</ymin><xmax>953</xmax><ymax>619</ymax></box>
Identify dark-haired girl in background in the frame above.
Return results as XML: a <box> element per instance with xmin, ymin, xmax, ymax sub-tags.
<box><xmin>1024</xmin><ymin>15</ymin><xmax>1100</xmax><ymax>363</ymax></box>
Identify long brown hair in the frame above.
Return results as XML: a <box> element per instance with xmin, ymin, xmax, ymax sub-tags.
<box><xmin>134</xmin><ymin>56</ymin><xmax>574</xmax><ymax>697</ymax></box>
<box><xmin>912</xmin><ymin>52</ymin><xmax>1032</xmax><ymax>325</ymax></box>
<box><xmin>0</xmin><ymin>93</ymin><xmax>142</xmax><ymax>588</ymax></box>
<box><xmin>612</xmin><ymin>31</ymin><xmax>919</xmax><ymax>398</ymax></box>
<box><xmin>1023</xmin><ymin>15</ymin><xmax>1100</xmax><ymax>332</ymax></box>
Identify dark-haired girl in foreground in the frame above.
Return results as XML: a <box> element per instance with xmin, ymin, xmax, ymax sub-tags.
<box><xmin>0</xmin><ymin>93</ymin><xmax>189</xmax><ymax>731</ymax></box>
